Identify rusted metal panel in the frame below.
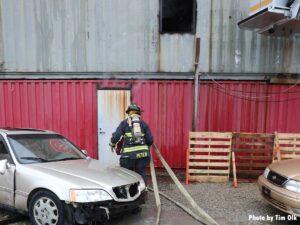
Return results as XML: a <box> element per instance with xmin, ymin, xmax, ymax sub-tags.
<box><xmin>0</xmin><ymin>0</ymin><xmax>300</xmax><ymax>74</ymax></box>
<box><xmin>0</xmin><ymin>0</ymin><xmax>196</xmax><ymax>73</ymax></box>
<box><xmin>197</xmin><ymin>0</ymin><xmax>300</xmax><ymax>74</ymax></box>
<box><xmin>0</xmin><ymin>0</ymin><xmax>161</xmax><ymax>72</ymax></box>
<box><xmin>0</xmin><ymin>80</ymin><xmax>299</xmax><ymax>168</ymax></box>
<box><xmin>0</xmin><ymin>0</ymin><xmax>196</xmax><ymax>72</ymax></box>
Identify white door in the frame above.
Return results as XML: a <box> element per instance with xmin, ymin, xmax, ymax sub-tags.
<box><xmin>97</xmin><ymin>89</ymin><xmax>131</xmax><ymax>166</ymax></box>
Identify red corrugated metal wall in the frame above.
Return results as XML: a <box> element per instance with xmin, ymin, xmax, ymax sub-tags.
<box><xmin>0</xmin><ymin>80</ymin><xmax>193</xmax><ymax>168</ymax></box>
<box><xmin>0</xmin><ymin>81</ymin><xmax>98</xmax><ymax>158</ymax></box>
<box><xmin>0</xmin><ymin>80</ymin><xmax>299</xmax><ymax>168</ymax></box>
<box><xmin>197</xmin><ymin>81</ymin><xmax>300</xmax><ymax>133</ymax></box>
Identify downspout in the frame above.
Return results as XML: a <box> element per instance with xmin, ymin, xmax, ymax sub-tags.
<box><xmin>209</xmin><ymin>0</ymin><xmax>213</xmax><ymax>73</ymax></box>
<box><xmin>192</xmin><ymin>38</ymin><xmax>201</xmax><ymax>131</ymax></box>
<box><xmin>192</xmin><ymin>67</ymin><xmax>199</xmax><ymax>131</ymax></box>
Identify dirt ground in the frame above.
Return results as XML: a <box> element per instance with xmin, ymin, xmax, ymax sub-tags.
<box><xmin>0</xmin><ymin>180</ymin><xmax>299</xmax><ymax>225</ymax></box>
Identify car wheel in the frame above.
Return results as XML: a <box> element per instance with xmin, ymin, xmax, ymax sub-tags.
<box><xmin>29</xmin><ymin>190</ymin><xmax>66</xmax><ymax>225</ymax></box>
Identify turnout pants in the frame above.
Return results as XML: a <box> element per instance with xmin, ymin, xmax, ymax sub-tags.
<box><xmin>120</xmin><ymin>156</ymin><xmax>150</xmax><ymax>185</ymax></box>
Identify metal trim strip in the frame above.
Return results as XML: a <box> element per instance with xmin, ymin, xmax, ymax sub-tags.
<box><xmin>0</xmin><ymin>72</ymin><xmax>270</xmax><ymax>81</ymax></box>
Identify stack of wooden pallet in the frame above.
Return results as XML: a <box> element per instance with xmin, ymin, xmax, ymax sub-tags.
<box><xmin>231</xmin><ymin>133</ymin><xmax>274</xmax><ymax>182</ymax></box>
<box><xmin>186</xmin><ymin>132</ymin><xmax>300</xmax><ymax>184</ymax></box>
<box><xmin>187</xmin><ymin>132</ymin><xmax>232</xmax><ymax>183</ymax></box>
<box><xmin>273</xmin><ymin>133</ymin><xmax>300</xmax><ymax>162</ymax></box>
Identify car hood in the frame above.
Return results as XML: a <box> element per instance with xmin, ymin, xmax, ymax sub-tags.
<box><xmin>28</xmin><ymin>158</ymin><xmax>141</xmax><ymax>188</ymax></box>
<box><xmin>269</xmin><ymin>158</ymin><xmax>300</xmax><ymax>181</ymax></box>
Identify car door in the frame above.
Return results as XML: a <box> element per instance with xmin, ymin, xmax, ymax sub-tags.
<box><xmin>0</xmin><ymin>138</ymin><xmax>15</xmax><ymax>207</ymax></box>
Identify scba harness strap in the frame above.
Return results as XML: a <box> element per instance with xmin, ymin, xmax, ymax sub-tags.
<box><xmin>127</xmin><ymin>115</ymin><xmax>145</xmax><ymax>145</ymax></box>
<box><xmin>122</xmin><ymin>115</ymin><xmax>149</xmax><ymax>159</ymax></box>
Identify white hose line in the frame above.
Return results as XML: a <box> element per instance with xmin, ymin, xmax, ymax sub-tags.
<box><xmin>150</xmin><ymin>152</ymin><xmax>161</xmax><ymax>225</ymax></box>
<box><xmin>152</xmin><ymin>144</ymin><xmax>219</xmax><ymax>225</ymax></box>
<box><xmin>148</xmin><ymin>187</ymin><xmax>206</xmax><ymax>225</ymax></box>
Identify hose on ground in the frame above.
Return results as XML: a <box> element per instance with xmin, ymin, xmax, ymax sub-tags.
<box><xmin>151</xmin><ymin>144</ymin><xmax>219</xmax><ymax>225</ymax></box>
<box><xmin>148</xmin><ymin>187</ymin><xmax>205</xmax><ymax>225</ymax></box>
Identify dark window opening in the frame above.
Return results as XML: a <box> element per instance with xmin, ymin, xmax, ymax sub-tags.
<box><xmin>160</xmin><ymin>0</ymin><xmax>197</xmax><ymax>34</ymax></box>
<box><xmin>0</xmin><ymin>140</ymin><xmax>12</xmax><ymax>162</ymax></box>
<box><xmin>0</xmin><ymin>141</ymin><xmax>8</xmax><ymax>155</ymax></box>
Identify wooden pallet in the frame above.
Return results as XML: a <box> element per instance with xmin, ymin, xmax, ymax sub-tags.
<box><xmin>273</xmin><ymin>133</ymin><xmax>300</xmax><ymax>161</ymax></box>
<box><xmin>231</xmin><ymin>133</ymin><xmax>274</xmax><ymax>181</ymax></box>
<box><xmin>187</xmin><ymin>132</ymin><xmax>232</xmax><ymax>183</ymax></box>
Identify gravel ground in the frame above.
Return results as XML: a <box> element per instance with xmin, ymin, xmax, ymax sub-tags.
<box><xmin>0</xmin><ymin>180</ymin><xmax>299</xmax><ymax>225</ymax></box>
<box><xmin>150</xmin><ymin>182</ymin><xmax>299</xmax><ymax>225</ymax></box>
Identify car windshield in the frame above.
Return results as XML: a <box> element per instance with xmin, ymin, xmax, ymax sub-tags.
<box><xmin>7</xmin><ymin>134</ymin><xmax>86</xmax><ymax>164</ymax></box>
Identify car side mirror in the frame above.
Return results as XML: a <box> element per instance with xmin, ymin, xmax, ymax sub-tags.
<box><xmin>0</xmin><ymin>159</ymin><xmax>8</xmax><ymax>174</ymax></box>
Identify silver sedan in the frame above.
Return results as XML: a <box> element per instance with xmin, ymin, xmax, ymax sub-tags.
<box><xmin>0</xmin><ymin>128</ymin><xmax>146</xmax><ymax>225</ymax></box>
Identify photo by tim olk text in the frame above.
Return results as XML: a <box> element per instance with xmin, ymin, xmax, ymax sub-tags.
<box><xmin>249</xmin><ymin>214</ymin><xmax>297</xmax><ymax>222</ymax></box>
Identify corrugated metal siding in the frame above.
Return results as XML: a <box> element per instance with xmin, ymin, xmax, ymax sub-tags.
<box><xmin>197</xmin><ymin>81</ymin><xmax>300</xmax><ymax>133</ymax></box>
<box><xmin>0</xmin><ymin>81</ymin><xmax>98</xmax><ymax>158</ymax></box>
<box><xmin>160</xmin><ymin>34</ymin><xmax>195</xmax><ymax>72</ymax></box>
<box><xmin>131</xmin><ymin>80</ymin><xmax>194</xmax><ymax>167</ymax></box>
<box><xmin>0</xmin><ymin>0</ymin><xmax>194</xmax><ymax>72</ymax></box>
<box><xmin>1</xmin><ymin>0</ymin><xmax>299</xmax><ymax>73</ymax></box>
<box><xmin>0</xmin><ymin>80</ymin><xmax>299</xmax><ymax>168</ymax></box>
<box><xmin>265</xmin><ymin>85</ymin><xmax>300</xmax><ymax>132</ymax></box>
<box><xmin>0</xmin><ymin>80</ymin><xmax>194</xmax><ymax>168</ymax></box>
<box><xmin>197</xmin><ymin>0</ymin><xmax>300</xmax><ymax>73</ymax></box>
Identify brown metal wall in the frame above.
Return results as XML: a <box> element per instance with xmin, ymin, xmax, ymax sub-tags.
<box><xmin>0</xmin><ymin>80</ymin><xmax>299</xmax><ymax>168</ymax></box>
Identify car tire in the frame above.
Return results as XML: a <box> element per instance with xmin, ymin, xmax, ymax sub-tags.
<box><xmin>29</xmin><ymin>190</ymin><xmax>67</xmax><ymax>225</ymax></box>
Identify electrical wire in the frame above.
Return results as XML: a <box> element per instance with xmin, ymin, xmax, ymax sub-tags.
<box><xmin>208</xmin><ymin>84</ymin><xmax>300</xmax><ymax>102</ymax></box>
<box><xmin>202</xmin><ymin>73</ymin><xmax>300</xmax><ymax>96</ymax></box>
<box><xmin>200</xmin><ymin>73</ymin><xmax>300</xmax><ymax>102</ymax></box>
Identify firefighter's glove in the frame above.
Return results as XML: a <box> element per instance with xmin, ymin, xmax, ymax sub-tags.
<box><xmin>109</xmin><ymin>142</ymin><xmax>116</xmax><ymax>153</ymax></box>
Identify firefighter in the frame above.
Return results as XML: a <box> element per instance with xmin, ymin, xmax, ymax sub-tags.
<box><xmin>109</xmin><ymin>103</ymin><xmax>153</xmax><ymax>186</ymax></box>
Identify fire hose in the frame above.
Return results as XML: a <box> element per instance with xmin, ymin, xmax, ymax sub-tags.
<box><xmin>149</xmin><ymin>144</ymin><xmax>219</xmax><ymax>225</ymax></box>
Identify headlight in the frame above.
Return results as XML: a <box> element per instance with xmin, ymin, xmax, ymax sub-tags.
<box><xmin>70</xmin><ymin>189</ymin><xmax>113</xmax><ymax>202</ymax></box>
<box><xmin>139</xmin><ymin>178</ymin><xmax>146</xmax><ymax>191</ymax></box>
<box><xmin>284</xmin><ymin>180</ymin><xmax>300</xmax><ymax>194</ymax></box>
<box><xmin>263</xmin><ymin>167</ymin><xmax>270</xmax><ymax>178</ymax></box>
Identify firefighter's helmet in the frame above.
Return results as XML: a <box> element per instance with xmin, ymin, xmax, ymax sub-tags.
<box><xmin>126</xmin><ymin>104</ymin><xmax>142</xmax><ymax>114</ymax></box>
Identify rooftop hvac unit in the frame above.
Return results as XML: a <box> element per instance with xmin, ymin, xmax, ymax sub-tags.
<box><xmin>238</xmin><ymin>0</ymin><xmax>300</xmax><ymax>36</ymax></box>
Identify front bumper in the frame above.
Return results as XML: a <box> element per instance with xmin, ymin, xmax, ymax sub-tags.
<box><xmin>70</xmin><ymin>191</ymin><xmax>146</xmax><ymax>224</ymax></box>
<box><xmin>258</xmin><ymin>175</ymin><xmax>300</xmax><ymax>216</ymax></box>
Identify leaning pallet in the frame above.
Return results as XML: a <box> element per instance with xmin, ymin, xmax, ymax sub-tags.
<box><xmin>231</xmin><ymin>132</ymin><xmax>274</xmax><ymax>182</ymax></box>
<box><xmin>273</xmin><ymin>133</ymin><xmax>300</xmax><ymax>162</ymax></box>
<box><xmin>187</xmin><ymin>132</ymin><xmax>232</xmax><ymax>183</ymax></box>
